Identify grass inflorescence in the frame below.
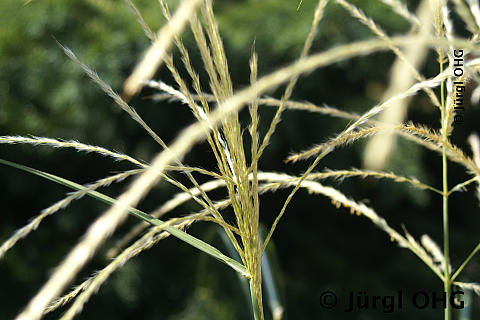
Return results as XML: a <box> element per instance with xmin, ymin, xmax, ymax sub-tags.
<box><xmin>2</xmin><ymin>0</ymin><xmax>480</xmax><ymax>319</ymax></box>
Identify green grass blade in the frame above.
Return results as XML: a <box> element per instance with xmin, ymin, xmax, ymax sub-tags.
<box><xmin>217</xmin><ymin>227</ymin><xmax>253</xmax><ymax>317</ymax></box>
<box><xmin>0</xmin><ymin>158</ymin><xmax>249</xmax><ymax>278</ymax></box>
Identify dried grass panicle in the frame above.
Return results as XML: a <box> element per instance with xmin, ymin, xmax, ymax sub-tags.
<box><xmin>107</xmin><ymin>178</ymin><xmax>228</xmax><ymax>258</ymax></box>
<box><xmin>0</xmin><ymin>169</ymin><xmax>143</xmax><ymax>260</ymax></box>
<box><xmin>145</xmin><ymin>80</ymin><xmax>190</xmax><ymax>105</ymax></box>
<box><xmin>454</xmin><ymin>281</ymin><xmax>480</xmax><ymax>296</ymax></box>
<box><xmin>124</xmin><ymin>0</ymin><xmax>156</xmax><ymax>42</ymax></box>
<box><xmin>122</xmin><ymin>0</ymin><xmax>202</xmax><ymax>100</ymax></box>
<box><xmin>44</xmin><ymin>279</ymin><xmax>93</xmax><ymax>315</ymax></box>
<box><xmin>150</xmin><ymin>90</ymin><xmax>366</xmax><ymax>123</ymax></box>
<box><xmin>0</xmin><ymin>136</ymin><xmax>146</xmax><ymax>167</ymax></box>
<box><xmin>403</xmin><ymin>123</ymin><xmax>480</xmax><ymax>177</ymax></box>
<box><xmin>307</xmin><ymin>168</ymin><xmax>441</xmax><ymax>194</ymax></box>
<box><xmin>286</xmin><ymin>69</ymin><xmax>449</xmax><ymax>163</ymax></box>
<box><xmin>254</xmin><ymin>0</ymin><xmax>328</xmax><ymax>164</ymax></box>
<box><xmin>362</xmin><ymin>0</ymin><xmax>437</xmax><ymax>169</ymax></box>
<box><xmin>287</xmin><ymin>120</ymin><xmax>480</xmax><ymax>182</ymax></box>
<box><xmin>451</xmin><ymin>0</ymin><xmax>479</xmax><ymax>33</ymax></box>
<box><xmin>58</xmin><ymin>42</ymin><xmax>172</xmax><ymax>151</ymax></box>
<box><xmin>255</xmin><ymin>172</ymin><xmax>443</xmax><ymax>279</ymax></box>
<box><xmin>381</xmin><ymin>0</ymin><xmax>420</xmax><ymax>27</ymax></box>
<box><xmin>337</xmin><ymin>0</ymin><xmax>439</xmax><ymax>107</ymax></box>
<box><xmin>421</xmin><ymin>234</ymin><xmax>451</xmax><ymax>273</ymax></box>
<box><xmin>59</xmin><ymin>216</ymin><xmax>197</xmax><ymax>320</ymax></box>
<box><xmin>47</xmin><ymin>214</ymin><xmax>201</xmax><ymax>317</ymax></box>
<box><xmin>467</xmin><ymin>0</ymin><xmax>480</xmax><ymax>30</ymax></box>
<box><xmin>15</xmin><ymin>3</ymin><xmax>217</xmax><ymax>318</ymax></box>
<box><xmin>286</xmin><ymin>126</ymin><xmax>381</xmax><ymax>163</ymax></box>
<box><xmin>10</xmin><ymin>1</ymin><xmax>480</xmax><ymax>319</ymax></box>
<box><xmin>125</xmin><ymin>0</ymin><xmax>227</xmax><ymax>182</ymax></box>
<box><xmin>126</xmin><ymin>0</ymin><xmax>244</xmax><ymax>258</ymax></box>
<box><xmin>400</xmin><ymin>227</ymin><xmax>444</xmax><ymax>280</ymax></box>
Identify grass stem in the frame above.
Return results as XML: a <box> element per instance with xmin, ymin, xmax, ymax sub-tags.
<box><xmin>249</xmin><ymin>279</ymin><xmax>261</xmax><ymax>320</ymax></box>
<box><xmin>440</xmin><ymin>49</ymin><xmax>451</xmax><ymax>320</ymax></box>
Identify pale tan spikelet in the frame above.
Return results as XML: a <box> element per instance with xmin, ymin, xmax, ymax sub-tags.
<box><xmin>421</xmin><ymin>234</ymin><xmax>450</xmax><ymax>273</ymax></box>
<box><xmin>249</xmin><ymin>49</ymin><xmax>259</xmax><ymax>162</ymax></box>
<box><xmin>57</xmin><ymin>42</ymin><xmax>169</xmax><ymax>149</ymax></box>
<box><xmin>58</xmin><ymin>43</ymin><xmax>132</xmax><ymax>112</ymax></box>
<box><xmin>401</xmin><ymin>227</ymin><xmax>444</xmax><ymax>277</ymax></box>
<box><xmin>466</xmin><ymin>0</ymin><xmax>480</xmax><ymax>30</ymax></box>
<box><xmin>451</xmin><ymin>0</ymin><xmax>479</xmax><ymax>34</ymax></box>
<box><xmin>403</xmin><ymin>122</ymin><xmax>480</xmax><ymax>177</ymax></box>
<box><xmin>0</xmin><ymin>169</ymin><xmax>143</xmax><ymax>260</ymax></box>
<box><xmin>287</xmin><ymin>126</ymin><xmax>383</xmax><ymax>163</ymax></box>
<box><xmin>261</xmin><ymin>98</ymin><xmax>362</xmax><ymax>120</ymax></box>
<box><xmin>122</xmin><ymin>0</ymin><xmax>202</xmax><ymax>100</ymax></box>
<box><xmin>200</xmin><ymin>0</ymin><xmax>234</xmax><ymax>98</ymax></box>
<box><xmin>166</xmin><ymin>164</ymin><xmax>232</xmax><ymax>182</ymax></box>
<box><xmin>256</xmin><ymin>171</ymin><xmax>381</xmax><ymax>220</ymax></box>
<box><xmin>260</xmin><ymin>97</ymin><xmax>477</xmax><ymax>168</ymax></box>
<box><xmin>248</xmin><ymin>49</ymin><xmax>261</xmax><ymax>272</ymax></box>
<box><xmin>381</xmin><ymin>0</ymin><xmax>420</xmax><ymax>26</ymax></box>
<box><xmin>124</xmin><ymin>0</ymin><xmax>156</xmax><ymax>41</ymax></box>
<box><xmin>44</xmin><ymin>279</ymin><xmax>93</xmax><ymax>314</ymax></box>
<box><xmin>454</xmin><ymin>281</ymin><xmax>480</xmax><ymax>296</ymax></box>
<box><xmin>0</xmin><ymin>136</ymin><xmax>146</xmax><ymax>167</ymax></box>
<box><xmin>145</xmin><ymin>80</ymin><xmax>192</xmax><ymax>106</ymax></box>
<box><xmin>145</xmin><ymin>79</ymin><xmax>217</xmax><ymax>140</ymax></box>
<box><xmin>307</xmin><ymin>168</ymin><xmax>441</xmax><ymax>194</ymax></box>
<box><xmin>189</xmin><ymin>13</ymin><xmax>223</xmax><ymax>101</ymax></box>
<box><xmin>336</xmin><ymin>0</ymin><xmax>388</xmax><ymax>39</ymax></box>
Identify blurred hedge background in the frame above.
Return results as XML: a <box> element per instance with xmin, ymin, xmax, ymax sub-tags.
<box><xmin>1</xmin><ymin>0</ymin><xmax>480</xmax><ymax>319</ymax></box>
